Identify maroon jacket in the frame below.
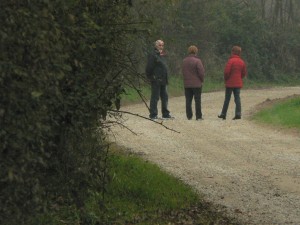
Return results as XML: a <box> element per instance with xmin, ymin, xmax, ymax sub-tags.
<box><xmin>224</xmin><ymin>54</ymin><xmax>247</xmax><ymax>88</ymax></box>
<box><xmin>182</xmin><ymin>55</ymin><xmax>205</xmax><ymax>88</ymax></box>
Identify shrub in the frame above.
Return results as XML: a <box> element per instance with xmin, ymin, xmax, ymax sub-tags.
<box><xmin>0</xmin><ymin>1</ymin><xmax>136</xmax><ymax>224</ymax></box>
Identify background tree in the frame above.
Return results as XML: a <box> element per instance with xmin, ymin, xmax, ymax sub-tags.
<box><xmin>138</xmin><ymin>0</ymin><xmax>300</xmax><ymax>81</ymax></box>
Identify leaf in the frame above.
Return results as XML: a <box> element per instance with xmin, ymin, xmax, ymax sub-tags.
<box><xmin>8</xmin><ymin>169</ymin><xmax>14</xmax><ymax>181</ymax></box>
<box><xmin>31</xmin><ymin>91</ymin><xmax>43</xmax><ymax>98</ymax></box>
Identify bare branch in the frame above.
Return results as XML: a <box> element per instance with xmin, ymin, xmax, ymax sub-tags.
<box><xmin>102</xmin><ymin>120</ymin><xmax>138</xmax><ymax>135</ymax></box>
<box><xmin>109</xmin><ymin>109</ymin><xmax>180</xmax><ymax>134</ymax></box>
<box><xmin>129</xmin><ymin>82</ymin><xmax>150</xmax><ymax>111</ymax></box>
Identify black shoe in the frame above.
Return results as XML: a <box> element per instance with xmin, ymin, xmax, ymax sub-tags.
<box><xmin>218</xmin><ymin>114</ymin><xmax>226</xmax><ymax>120</ymax></box>
<box><xmin>232</xmin><ymin>115</ymin><xmax>241</xmax><ymax>120</ymax></box>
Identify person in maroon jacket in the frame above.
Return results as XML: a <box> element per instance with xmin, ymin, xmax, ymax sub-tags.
<box><xmin>218</xmin><ymin>46</ymin><xmax>247</xmax><ymax>120</ymax></box>
<box><xmin>182</xmin><ymin>45</ymin><xmax>205</xmax><ymax>120</ymax></box>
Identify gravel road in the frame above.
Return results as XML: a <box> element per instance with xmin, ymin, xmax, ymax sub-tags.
<box><xmin>109</xmin><ymin>86</ymin><xmax>300</xmax><ymax>225</ymax></box>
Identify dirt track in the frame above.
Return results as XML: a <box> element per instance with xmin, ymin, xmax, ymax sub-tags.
<box><xmin>109</xmin><ymin>86</ymin><xmax>300</xmax><ymax>225</ymax></box>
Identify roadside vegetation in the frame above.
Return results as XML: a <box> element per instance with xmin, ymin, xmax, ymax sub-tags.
<box><xmin>90</xmin><ymin>147</ymin><xmax>239</xmax><ymax>225</ymax></box>
<box><xmin>252</xmin><ymin>96</ymin><xmax>300</xmax><ymax>131</ymax></box>
<box><xmin>102</xmin><ymin>148</ymin><xmax>215</xmax><ymax>224</ymax></box>
<box><xmin>30</xmin><ymin>145</ymin><xmax>239</xmax><ymax>225</ymax></box>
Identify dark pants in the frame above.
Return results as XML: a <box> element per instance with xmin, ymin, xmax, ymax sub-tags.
<box><xmin>185</xmin><ymin>87</ymin><xmax>202</xmax><ymax>119</ymax></box>
<box><xmin>149</xmin><ymin>82</ymin><xmax>170</xmax><ymax>118</ymax></box>
<box><xmin>220</xmin><ymin>87</ymin><xmax>241</xmax><ymax>117</ymax></box>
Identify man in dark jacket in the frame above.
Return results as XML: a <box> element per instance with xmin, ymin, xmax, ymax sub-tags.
<box><xmin>146</xmin><ymin>40</ymin><xmax>173</xmax><ymax>120</ymax></box>
<box><xmin>218</xmin><ymin>46</ymin><xmax>247</xmax><ymax>120</ymax></box>
<box><xmin>182</xmin><ymin>45</ymin><xmax>205</xmax><ymax>120</ymax></box>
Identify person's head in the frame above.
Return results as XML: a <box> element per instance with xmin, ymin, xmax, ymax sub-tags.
<box><xmin>155</xmin><ymin>40</ymin><xmax>164</xmax><ymax>52</ymax></box>
<box><xmin>231</xmin><ymin>46</ymin><xmax>242</xmax><ymax>56</ymax></box>
<box><xmin>187</xmin><ymin>45</ymin><xmax>198</xmax><ymax>55</ymax></box>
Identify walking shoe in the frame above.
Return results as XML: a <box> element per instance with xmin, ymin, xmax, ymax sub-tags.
<box><xmin>232</xmin><ymin>115</ymin><xmax>241</xmax><ymax>120</ymax></box>
<box><xmin>150</xmin><ymin>116</ymin><xmax>158</xmax><ymax>120</ymax></box>
<box><xmin>196</xmin><ymin>118</ymin><xmax>203</xmax><ymax>121</ymax></box>
<box><xmin>218</xmin><ymin>114</ymin><xmax>226</xmax><ymax>120</ymax></box>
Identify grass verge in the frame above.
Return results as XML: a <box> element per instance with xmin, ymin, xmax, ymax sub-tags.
<box><xmin>252</xmin><ymin>96</ymin><xmax>300</xmax><ymax>131</ymax></box>
<box><xmin>97</xmin><ymin>147</ymin><xmax>238</xmax><ymax>225</ymax></box>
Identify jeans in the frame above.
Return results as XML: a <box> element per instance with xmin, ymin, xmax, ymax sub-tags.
<box><xmin>185</xmin><ymin>87</ymin><xmax>202</xmax><ymax>119</ymax></box>
<box><xmin>149</xmin><ymin>82</ymin><xmax>170</xmax><ymax>118</ymax></box>
<box><xmin>221</xmin><ymin>87</ymin><xmax>241</xmax><ymax>116</ymax></box>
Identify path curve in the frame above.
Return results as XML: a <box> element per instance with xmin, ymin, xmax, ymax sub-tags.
<box><xmin>109</xmin><ymin>86</ymin><xmax>300</xmax><ymax>225</ymax></box>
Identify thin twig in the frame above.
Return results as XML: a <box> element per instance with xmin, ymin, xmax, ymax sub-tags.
<box><xmin>109</xmin><ymin>109</ymin><xmax>180</xmax><ymax>134</ymax></box>
<box><xmin>103</xmin><ymin>120</ymin><xmax>138</xmax><ymax>135</ymax></box>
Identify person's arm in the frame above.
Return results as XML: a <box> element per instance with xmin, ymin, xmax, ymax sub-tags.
<box><xmin>241</xmin><ymin>62</ymin><xmax>247</xmax><ymax>78</ymax></box>
<box><xmin>197</xmin><ymin>59</ymin><xmax>205</xmax><ymax>82</ymax></box>
<box><xmin>224</xmin><ymin>59</ymin><xmax>232</xmax><ymax>80</ymax></box>
<box><xmin>145</xmin><ymin>54</ymin><xmax>155</xmax><ymax>80</ymax></box>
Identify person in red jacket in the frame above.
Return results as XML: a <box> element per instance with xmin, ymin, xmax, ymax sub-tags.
<box><xmin>218</xmin><ymin>46</ymin><xmax>247</xmax><ymax>120</ymax></box>
<box><xmin>182</xmin><ymin>45</ymin><xmax>205</xmax><ymax>120</ymax></box>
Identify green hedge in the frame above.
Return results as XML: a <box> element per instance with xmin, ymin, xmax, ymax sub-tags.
<box><xmin>0</xmin><ymin>1</ymin><xmax>134</xmax><ymax>224</ymax></box>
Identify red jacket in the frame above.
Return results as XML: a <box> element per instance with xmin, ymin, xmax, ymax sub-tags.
<box><xmin>182</xmin><ymin>55</ymin><xmax>205</xmax><ymax>88</ymax></box>
<box><xmin>224</xmin><ymin>54</ymin><xmax>247</xmax><ymax>88</ymax></box>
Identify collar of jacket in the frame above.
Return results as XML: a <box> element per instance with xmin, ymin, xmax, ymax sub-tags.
<box><xmin>187</xmin><ymin>54</ymin><xmax>199</xmax><ymax>58</ymax></box>
<box><xmin>230</xmin><ymin>54</ymin><xmax>241</xmax><ymax>59</ymax></box>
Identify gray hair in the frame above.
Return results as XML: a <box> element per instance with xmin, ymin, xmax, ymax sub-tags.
<box><xmin>155</xmin><ymin>39</ymin><xmax>164</xmax><ymax>47</ymax></box>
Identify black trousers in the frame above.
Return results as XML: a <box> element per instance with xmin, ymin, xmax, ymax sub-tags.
<box><xmin>221</xmin><ymin>87</ymin><xmax>241</xmax><ymax>116</ymax></box>
<box><xmin>185</xmin><ymin>87</ymin><xmax>202</xmax><ymax>120</ymax></box>
<box><xmin>149</xmin><ymin>82</ymin><xmax>170</xmax><ymax>118</ymax></box>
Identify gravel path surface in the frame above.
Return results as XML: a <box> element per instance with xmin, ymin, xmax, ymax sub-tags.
<box><xmin>109</xmin><ymin>86</ymin><xmax>300</xmax><ymax>225</ymax></box>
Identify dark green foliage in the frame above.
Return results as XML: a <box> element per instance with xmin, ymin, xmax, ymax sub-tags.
<box><xmin>141</xmin><ymin>0</ymin><xmax>300</xmax><ymax>81</ymax></box>
<box><xmin>0</xmin><ymin>0</ymin><xmax>137</xmax><ymax>224</ymax></box>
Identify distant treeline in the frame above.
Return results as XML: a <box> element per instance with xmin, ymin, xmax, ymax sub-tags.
<box><xmin>138</xmin><ymin>0</ymin><xmax>300</xmax><ymax>82</ymax></box>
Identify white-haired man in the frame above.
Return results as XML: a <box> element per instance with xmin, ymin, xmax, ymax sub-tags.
<box><xmin>146</xmin><ymin>40</ymin><xmax>173</xmax><ymax>120</ymax></box>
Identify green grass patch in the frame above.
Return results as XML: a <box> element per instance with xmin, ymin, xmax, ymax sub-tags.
<box><xmin>98</xmin><ymin>150</ymin><xmax>200</xmax><ymax>224</ymax></box>
<box><xmin>29</xmin><ymin>149</ymin><xmax>205</xmax><ymax>225</ymax></box>
<box><xmin>253</xmin><ymin>97</ymin><xmax>300</xmax><ymax>131</ymax></box>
